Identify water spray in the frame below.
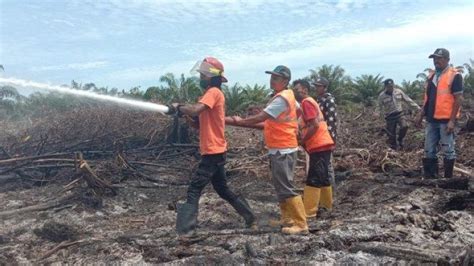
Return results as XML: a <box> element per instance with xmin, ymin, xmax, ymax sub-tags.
<box><xmin>0</xmin><ymin>77</ymin><xmax>170</xmax><ymax>114</ymax></box>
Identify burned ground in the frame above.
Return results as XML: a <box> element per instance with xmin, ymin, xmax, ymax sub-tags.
<box><xmin>0</xmin><ymin>103</ymin><xmax>473</xmax><ymax>264</ymax></box>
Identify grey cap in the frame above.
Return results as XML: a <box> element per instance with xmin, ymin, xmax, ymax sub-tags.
<box><xmin>313</xmin><ymin>77</ymin><xmax>329</xmax><ymax>87</ymax></box>
<box><xmin>429</xmin><ymin>48</ymin><xmax>450</xmax><ymax>59</ymax></box>
<box><xmin>265</xmin><ymin>65</ymin><xmax>291</xmax><ymax>80</ymax></box>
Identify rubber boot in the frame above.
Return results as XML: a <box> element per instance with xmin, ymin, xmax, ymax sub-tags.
<box><xmin>423</xmin><ymin>158</ymin><xmax>438</xmax><ymax>179</ymax></box>
<box><xmin>303</xmin><ymin>186</ymin><xmax>321</xmax><ymax>218</ymax></box>
<box><xmin>387</xmin><ymin>130</ymin><xmax>397</xmax><ymax>150</ymax></box>
<box><xmin>269</xmin><ymin>201</ymin><xmax>294</xmax><ymax>227</ymax></box>
<box><xmin>176</xmin><ymin>202</ymin><xmax>198</xmax><ymax>235</ymax></box>
<box><xmin>319</xmin><ymin>186</ymin><xmax>333</xmax><ymax>210</ymax></box>
<box><xmin>443</xmin><ymin>158</ymin><xmax>455</xmax><ymax>179</ymax></box>
<box><xmin>229</xmin><ymin>196</ymin><xmax>257</xmax><ymax>229</ymax></box>
<box><xmin>281</xmin><ymin>196</ymin><xmax>309</xmax><ymax>235</ymax></box>
<box><xmin>398</xmin><ymin>127</ymin><xmax>408</xmax><ymax>149</ymax></box>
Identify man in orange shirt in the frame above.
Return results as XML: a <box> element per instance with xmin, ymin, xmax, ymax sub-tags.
<box><xmin>168</xmin><ymin>57</ymin><xmax>256</xmax><ymax>236</ymax></box>
<box><xmin>226</xmin><ymin>66</ymin><xmax>308</xmax><ymax>235</ymax></box>
<box><xmin>293</xmin><ymin>79</ymin><xmax>335</xmax><ymax>218</ymax></box>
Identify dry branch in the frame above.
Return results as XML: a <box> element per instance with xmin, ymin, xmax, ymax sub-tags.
<box><xmin>0</xmin><ymin>193</ymin><xmax>75</xmax><ymax>219</ymax></box>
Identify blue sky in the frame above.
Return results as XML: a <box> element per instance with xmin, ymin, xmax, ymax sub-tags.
<box><xmin>1</xmin><ymin>0</ymin><xmax>473</xmax><ymax>93</ymax></box>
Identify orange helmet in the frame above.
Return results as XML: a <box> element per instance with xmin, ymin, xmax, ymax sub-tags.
<box><xmin>190</xmin><ymin>56</ymin><xmax>228</xmax><ymax>82</ymax></box>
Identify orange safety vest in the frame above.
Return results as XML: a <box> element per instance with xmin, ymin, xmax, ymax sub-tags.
<box><xmin>263</xmin><ymin>89</ymin><xmax>298</xmax><ymax>149</ymax></box>
<box><xmin>300</xmin><ymin>97</ymin><xmax>334</xmax><ymax>153</ymax></box>
<box><xmin>424</xmin><ymin>67</ymin><xmax>461</xmax><ymax>120</ymax></box>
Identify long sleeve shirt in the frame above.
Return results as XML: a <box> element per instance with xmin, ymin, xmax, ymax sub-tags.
<box><xmin>377</xmin><ymin>88</ymin><xmax>420</xmax><ymax>118</ymax></box>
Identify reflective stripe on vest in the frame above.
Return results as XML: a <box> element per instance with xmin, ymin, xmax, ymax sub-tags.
<box><xmin>423</xmin><ymin>67</ymin><xmax>461</xmax><ymax>120</ymax></box>
<box><xmin>300</xmin><ymin>97</ymin><xmax>334</xmax><ymax>152</ymax></box>
<box><xmin>263</xmin><ymin>89</ymin><xmax>298</xmax><ymax>149</ymax></box>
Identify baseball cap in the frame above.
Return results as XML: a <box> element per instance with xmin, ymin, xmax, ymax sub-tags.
<box><xmin>429</xmin><ymin>48</ymin><xmax>450</xmax><ymax>59</ymax></box>
<box><xmin>313</xmin><ymin>77</ymin><xmax>329</xmax><ymax>87</ymax></box>
<box><xmin>383</xmin><ymin>78</ymin><xmax>394</xmax><ymax>86</ymax></box>
<box><xmin>265</xmin><ymin>65</ymin><xmax>291</xmax><ymax>80</ymax></box>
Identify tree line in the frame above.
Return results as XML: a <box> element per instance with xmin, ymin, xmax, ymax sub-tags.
<box><xmin>1</xmin><ymin>59</ymin><xmax>472</xmax><ymax>120</ymax></box>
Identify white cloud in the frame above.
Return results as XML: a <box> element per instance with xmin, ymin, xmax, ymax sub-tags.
<box><xmin>4</xmin><ymin>0</ymin><xmax>473</xmax><ymax>89</ymax></box>
<box><xmin>98</xmin><ymin>4</ymin><xmax>473</xmax><ymax>86</ymax></box>
<box><xmin>205</xmin><ymin>6</ymin><xmax>474</xmax><ymax>84</ymax></box>
<box><xmin>32</xmin><ymin>61</ymin><xmax>109</xmax><ymax>71</ymax></box>
<box><xmin>78</xmin><ymin>0</ymin><xmax>366</xmax><ymax>25</ymax></box>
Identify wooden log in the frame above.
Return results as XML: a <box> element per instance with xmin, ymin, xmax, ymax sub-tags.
<box><xmin>454</xmin><ymin>166</ymin><xmax>473</xmax><ymax>177</ymax></box>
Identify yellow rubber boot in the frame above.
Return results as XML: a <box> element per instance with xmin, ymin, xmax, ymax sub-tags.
<box><xmin>303</xmin><ymin>186</ymin><xmax>321</xmax><ymax>218</ymax></box>
<box><xmin>320</xmin><ymin>186</ymin><xmax>333</xmax><ymax>210</ymax></box>
<box><xmin>281</xmin><ymin>196</ymin><xmax>309</xmax><ymax>235</ymax></box>
<box><xmin>269</xmin><ymin>202</ymin><xmax>294</xmax><ymax>227</ymax></box>
<box><xmin>280</xmin><ymin>201</ymin><xmax>294</xmax><ymax>226</ymax></box>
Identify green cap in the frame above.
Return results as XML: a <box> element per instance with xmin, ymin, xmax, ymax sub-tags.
<box><xmin>265</xmin><ymin>65</ymin><xmax>291</xmax><ymax>80</ymax></box>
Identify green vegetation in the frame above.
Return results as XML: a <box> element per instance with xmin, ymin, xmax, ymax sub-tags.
<box><xmin>1</xmin><ymin>59</ymin><xmax>472</xmax><ymax>119</ymax></box>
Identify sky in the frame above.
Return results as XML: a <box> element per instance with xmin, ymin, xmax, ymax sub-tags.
<box><xmin>1</xmin><ymin>0</ymin><xmax>473</xmax><ymax>94</ymax></box>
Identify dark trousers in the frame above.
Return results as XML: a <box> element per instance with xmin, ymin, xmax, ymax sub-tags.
<box><xmin>385</xmin><ymin>113</ymin><xmax>408</xmax><ymax>147</ymax></box>
<box><xmin>186</xmin><ymin>153</ymin><xmax>238</xmax><ymax>205</ymax></box>
<box><xmin>306</xmin><ymin>150</ymin><xmax>332</xmax><ymax>187</ymax></box>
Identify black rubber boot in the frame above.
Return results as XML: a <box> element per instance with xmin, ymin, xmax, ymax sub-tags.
<box><xmin>398</xmin><ymin>127</ymin><xmax>408</xmax><ymax>149</ymax></box>
<box><xmin>423</xmin><ymin>158</ymin><xmax>438</xmax><ymax>178</ymax></box>
<box><xmin>176</xmin><ymin>202</ymin><xmax>198</xmax><ymax>235</ymax></box>
<box><xmin>443</xmin><ymin>159</ymin><xmax>455</xmax><ymax>179</ymax></box>
<box><xmin>229</xmin><ymin>196</ymin><xmax>257</xmax><ymax>228</ymax></box>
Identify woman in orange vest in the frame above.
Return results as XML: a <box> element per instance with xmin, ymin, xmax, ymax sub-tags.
<box><xmin>167</xmin><ymin>57</ymin><xmax>256</xmax><ymax>236</ymax></box>
<box><xmin>226</xmin><ymin>65</ymin><xmax>309</xmax><ymax>235</ymax></box>
<box><xmin>293</xmin><ymin>79</ymin><xmax>335</xmax><ymax>218</ymax></box>
<box><xmin>415</xmin><ymin>48</ymin><xmax>464</xmax><ymax>179</ymax></box>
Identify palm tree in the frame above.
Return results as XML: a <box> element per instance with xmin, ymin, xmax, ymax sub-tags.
<box><xmin>83</xmin><ymin>83</ymin><xmax>97</xmax><ymax>91</ymax></box>
<box><xmin>0</xmin><ymin>86</ymin><xmax>22</xmax><ymax>116</ymax></box>
<box><xmin>463</xmin><ymin>59</ymin><xmax>474</xmax><ymax>95</ymax></box>
<box><xmin>71</xmin><ymin>80</ymin><xmax>82</xmax><ymax>90</ymax></box>
<box><xmin>454</xmin><ymin>65</ymin><xmax>464</xmax><ymax>74</ymax></box>
<box><xmin>154</xmin><ymin>73</ymin><xmax>200</xmax><ymax>103</ymax></box>
<box><xmin>463</xmin><ymin>59</ymin><xmax>474</xmax><ymax>72</ymax></box>
<box><xmin>143</xmin><ymin>86</ymin><xmax>162</xmax><ymax>101</ymax></box>
<box><xmin>352</xmin><ymin>74</ymin><xmax>384</xmax><ymax>106</ymax></box>
<box><xmin>307</xmin><ymin>64</ymin><xmax>352</xmax><ymax>103</ymax></box>
<box><xmin>399</xmin><ymin>80</ymin><xmax>423</xmax><ymax>101</ymax></box>
<box><xmin>125</xmin><ymin>86</ymin><xmax>144</xmax><ymax>99</ymax></box>
<box><xmin>222</xmin><ymin>83</ymin><xmax>270</xmax><ymax>115</ymax></box>
<box><xmin>241</xmin><ymin>84</ymin><xmax>270</xmax><ymax>105</ymax></box>
<box><xmin>0</xmin><ymin>85</ymin><xmax>20</xmax><ymax>99</ymax></box>
<box><xmin>416</xmin><ymin>68</ymin><xmax>434</xmax><ymax>80</ymax></box>
<box><xmin>223</xmin><ymin>83</ymin><xmax>245</xmax><ymax>115</ymax></box>
<box><xmin>178</xmin><ymin>74</ymin><xmax>201</xmax><ymax>102</ymax></box>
